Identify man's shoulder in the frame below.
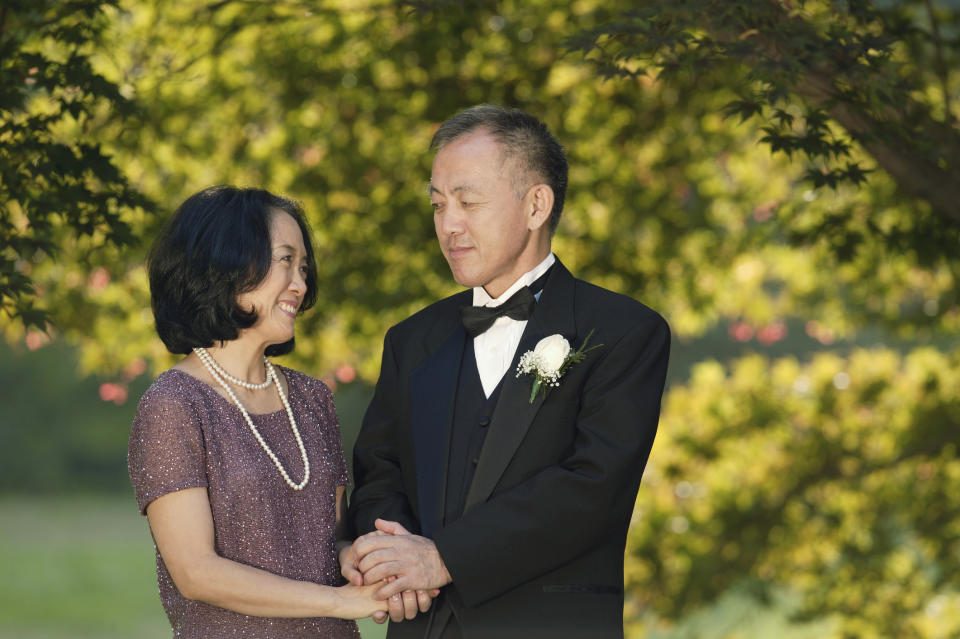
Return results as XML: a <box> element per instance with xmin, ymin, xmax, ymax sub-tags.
<box><xmin>572</xmin><ymin>276</ymin><xmax>668</xmax><ymax>338</ymax></box>
<box><xmin>386</xmin><ymin>288</ymin><xmax>471</xmax><ymax>341</ymax></box>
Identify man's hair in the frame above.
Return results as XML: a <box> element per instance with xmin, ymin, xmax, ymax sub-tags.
<box><xmin>430</xmin><ymin>105</ymin><xmax>568</xmax><ymax>233</ymax></box>
<box><xmin>147</xmin><ymin>185</ymin><xmax>319</xmax><ymax>356</ymax></box>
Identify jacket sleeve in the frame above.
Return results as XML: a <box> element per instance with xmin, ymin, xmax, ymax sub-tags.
<box><xmin>432</xmin><ymin>314</ymin><xmax>671</xmax><ymax>606</ymax></box>
<box><xmin>347</xmin><ymin>327</ymin><xmax>419</xmax><ymax>537</ymax></box>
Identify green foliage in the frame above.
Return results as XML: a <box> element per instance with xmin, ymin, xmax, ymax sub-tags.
<box><xmin>0</xmin><ymin>3</ymin><xmax>958</xmax><ymax>636</ymax></box>
<box><xmin>627</xmin><ymin>346</ymin><xmax>960</xmax><ymax>637</ymax></box>
<box><xmin>0</xmin><ymin>338</ymin><xmax>151</xmax><ymax>493</ymax></box>
<box><xmin>0</xmin><ymin>0</ymin><xmax>946</xmax><ymax>385</ymax></box>
<box><xmin>0</xmin><ymin>1</ymin><xmax>152</xmax><ymax>330</ymax></box>
<box><xmin>566</xmin><ymin>0</ymin><xmax>960</xmax><ymax>223</ymax></box>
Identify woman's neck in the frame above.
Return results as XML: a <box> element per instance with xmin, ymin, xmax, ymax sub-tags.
<box><xmin>202</xmin><ymin>339</ymin><xmax>269</xmax><ymax>385</ymax></box>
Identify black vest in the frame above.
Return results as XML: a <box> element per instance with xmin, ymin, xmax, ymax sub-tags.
<box><xmin>442</xmin><ymin>265</ymin><xmax>552</xmax><ymax>523</ymax></box>
<box><xmin>443</xmin><ymin>341</ymin><xmax>503</xmax><ymax>523</ymax></box>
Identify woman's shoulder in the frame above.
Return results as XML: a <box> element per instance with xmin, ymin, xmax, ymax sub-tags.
<box><xmin>274</xmin><ymin>365</ymin><xmax>333</xmax><ymax>398</ymax></box>
<box><xmin>135</xmin><ymin>368</ymin><xmax>207</xmax><ymax>414</ymax></box>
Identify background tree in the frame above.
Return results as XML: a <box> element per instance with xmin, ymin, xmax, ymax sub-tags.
<box><xmin>0</xmin><ymin>1</ymin><xmax>957</xmax><ymax>637</ymax></box>
<box><xmin>569</xmin><ymin>0</ymin><xmax>960</xmax><ymax>220</ymax></box>
<box><xmin>0</xmin><ymin>0</ymin><xmax>151</xmax><ymax>331</ymax></box>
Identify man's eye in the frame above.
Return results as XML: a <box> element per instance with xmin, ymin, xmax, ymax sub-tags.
<box><xmin>461</xmin><ymin>201</ymin><xmax>477</xmax><ymax>208</ymax></box>
<box><xmin>431</xmin><ymin>202</ymin><xmax>443</xmax><ymax>210</ymax></box>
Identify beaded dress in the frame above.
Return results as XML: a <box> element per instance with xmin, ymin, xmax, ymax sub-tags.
<box><xmin>128</xmin><ymin>367</ymin><xmax>360</xmax><ymax>639</ymax></box>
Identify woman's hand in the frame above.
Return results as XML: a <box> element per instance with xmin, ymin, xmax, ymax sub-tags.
<box><xmin>335</xmin><ymin>582</ymin><xmax>390</xmax><ymax>619</ymax></box>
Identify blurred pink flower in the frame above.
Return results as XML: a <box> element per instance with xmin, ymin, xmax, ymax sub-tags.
<box><xmin>123</xmin><ymin>357</ymin><xmax>147</xmax><ymax>381</ymax></box>
<box><xmin>88</xmin><ymin>267</ymin><xmax>111</xmax><ymax>290</ymax></box>
<box><xmin>25</xmin><ymin>331</ymin><xmax>50</xmax><ymax>351</ymax></box>
<box><xmin>757</xmin><ymin>322</ymin><xmax>787</xmax><ymax>345</ymax></box>
<box><xmin>728</xmin><ymin>322</ymin><xmax>754</xmax><ymax>342</ymax></box>
<box><xmin>99</xmin><ymin>382</ymin><xmax>128</xmax><ymax>405</ymax></box>
<box><xmin>335</xmin><ymin>364</ymin><xmax>356</xmax><ymax>384</ymax></box>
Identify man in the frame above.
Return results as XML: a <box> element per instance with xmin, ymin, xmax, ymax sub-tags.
<box><xmin>341</xmin><ymin>105</ymin><xmax>670</xmax><ymax>638</ymax></box>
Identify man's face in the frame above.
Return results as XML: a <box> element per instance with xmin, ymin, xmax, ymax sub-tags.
<box><xmin>430</xmin><ymin>129</ymin><xmax>533</xmax><ymax>298</ymax></box>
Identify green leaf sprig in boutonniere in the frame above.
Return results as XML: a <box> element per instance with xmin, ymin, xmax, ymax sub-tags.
<box><xmin>515</xmin><ymin>329</ymin><xmax>603</xmax><ymax>403</ymax></box>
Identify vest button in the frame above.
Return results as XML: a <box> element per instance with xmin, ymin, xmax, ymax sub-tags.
<box><xmin>479</xmin><ymin>416</ymin><xmax>491</xmax><ymax>427</ymax></box>
<box><xmin>472</xmin><ymin>457</ymin><xmax>479</xmax><ymax>465</ymax></box>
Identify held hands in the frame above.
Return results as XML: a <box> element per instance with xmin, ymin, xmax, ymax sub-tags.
<box><xmin>335</xmin><ymin>581</ymin><xmax>391</xmax><ymax>620</ymax></box>
<box><xmin>339</xmin><ymin>519</ymin><xmax>448</xmax><ymax>623</ymax></box>
<box><xmin>357</xmin><ymin>519</ymin><xmax>453</xmax><ymax>595</ymax></box>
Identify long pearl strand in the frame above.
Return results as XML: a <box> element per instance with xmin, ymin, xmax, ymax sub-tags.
<box><xmin>193</xmin><ymin>347</ymin><xmax>272</xmax><ymax>390</ymax></box>
<box><xmin>194</xmin><ymin>347</ymin><xmax>310</xmax><ymax>490</ymax></box>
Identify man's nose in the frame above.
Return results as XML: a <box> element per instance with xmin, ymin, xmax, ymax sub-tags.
<box><xmin>438</xmin><ymin>205</ymin><xmax>465</xmax><ymax>235</ymax></box>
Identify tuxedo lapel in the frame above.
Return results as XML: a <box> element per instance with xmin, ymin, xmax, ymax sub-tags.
<box><xmin>409</xmin><ymin>313</ymin><xmax>468</xmax><ymax>538</ymax></box>
<box><xmin>463</xmin><ymin>261</ymin><xmax>578</xmax><ymax>511</ymax></box>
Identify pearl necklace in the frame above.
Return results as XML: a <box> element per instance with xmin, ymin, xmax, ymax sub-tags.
<box><xmin>194</xmin><ymin>347</ymin><xmax>310</xmax><ymax>490</ymax></box>
<box><xmin>193</xmin><ymin>347</ymin><xmax>272</xmax><ymax>389</ymax></box>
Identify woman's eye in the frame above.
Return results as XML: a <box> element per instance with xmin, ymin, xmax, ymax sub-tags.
<box><xmin>299</xmin><ymin>266</ymin><xmax>309</xmax><ymax>277</ymax></box>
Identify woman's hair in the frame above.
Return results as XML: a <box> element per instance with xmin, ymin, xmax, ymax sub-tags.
<box><xmin>148</xmin><ymin>185</ymin><xmax>318</xmax><ymax>357</ymax></box>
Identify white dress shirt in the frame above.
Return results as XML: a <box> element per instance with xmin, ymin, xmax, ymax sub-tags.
<box><xmin>472</xmin><ymin>253</ymin><xmax>556</xmax><ymax>397</ymax></box>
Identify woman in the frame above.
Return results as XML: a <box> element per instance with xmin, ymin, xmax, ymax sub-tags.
<box><xmin>128</xmin><ymin>186</ymin><xmax>385</xmax><ymax>638</ymax></box>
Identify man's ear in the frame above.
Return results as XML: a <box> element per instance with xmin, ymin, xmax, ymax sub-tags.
<box><xmin>526</xmin><ymin>183</ymin><xmax>554</xmax><ymax>231</ymax></box>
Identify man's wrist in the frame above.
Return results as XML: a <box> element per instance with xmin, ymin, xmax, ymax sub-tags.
<box><xmin>433</xmin><ymin>545</ymin><xmax>453</xmax><ymax>586</ymax></box>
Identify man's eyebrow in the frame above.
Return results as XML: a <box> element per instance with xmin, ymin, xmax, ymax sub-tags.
<box><xmin>428</xmin><ymin>183</ymin><xmax>482</xmax><ymax>196</ymax></box>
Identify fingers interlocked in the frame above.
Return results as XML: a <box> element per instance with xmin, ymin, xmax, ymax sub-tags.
<box><xmin>344</xmin><ymin>519</ymin><xmax>443</xmax><ymax>623</ymax></box>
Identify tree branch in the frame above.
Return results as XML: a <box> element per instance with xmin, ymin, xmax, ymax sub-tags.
<box><xmin>795</xmin><ymin>73</ymin><xmax>960</xmax><ymax>225</ymax></box>
<box><xmin>732</xmin><ymin>2</ymin><xmax>960</xmax><ymax>224</ymax></box>
<box><xmin>0</xmin><ymin>3</ymin><xmax>10</xmax><ymax>69</ymax></box>
<box><xmin>924</xmin><ymin>0</ymin><xmax>955</xmax><ymax>125</ymax></box>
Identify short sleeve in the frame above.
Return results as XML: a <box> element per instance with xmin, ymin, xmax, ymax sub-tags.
<box><xmin>317</xmin><ymin>381</ymin><xmax>351</xmax><ymax>488</ymax></box>
<box><xmin>128</xmin><ymin>381</ymin><xmax>208</xmax><ymax>514</ymax></box>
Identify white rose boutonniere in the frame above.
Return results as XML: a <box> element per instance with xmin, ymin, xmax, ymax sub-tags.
<box><xmin>516</xmin><ymin>329</ymin><xmax>603</xmax><ymax>403</ymax></box>
<box><xmin>533</xmin><ymin>334</ymin><xmax>570</xmax><ymax>373</ymax></box>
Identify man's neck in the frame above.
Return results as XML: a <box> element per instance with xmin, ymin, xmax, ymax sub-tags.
<box><xmin>476</xmin><ymin>252</ymin><xmax>555</xmax><ymax>306</ymax></box>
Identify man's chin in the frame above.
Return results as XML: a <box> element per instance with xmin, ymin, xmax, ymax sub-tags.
<box><xmin>453</xmin><ymin>276</ymin><xmax>486</xmax><ymax>290</ymax></box>
<box><xmin>448</xmin><ymin>267</ymin><xmax>479</xmax><ymax>289</ymax></box>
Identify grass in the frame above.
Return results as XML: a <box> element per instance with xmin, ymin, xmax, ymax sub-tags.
<box><xmin>0</xmin><ymin>494</ymin><xmax>835</xmax><ymax>639</ymax></box>
<box><xmin>0</xmin><ymin>495</ymin><xmax>167</xmax><ymax>639</ymax></box>
<box><xmin>0</xmin><ymin>494</ymin><xmax>385</xmax><ymax>639</ymax></box>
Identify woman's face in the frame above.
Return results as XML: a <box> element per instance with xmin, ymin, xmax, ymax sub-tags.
<box><xmin>236</xmin><ymin>209</ymin><xmax>309</xmax><ymax>347</ymax></box>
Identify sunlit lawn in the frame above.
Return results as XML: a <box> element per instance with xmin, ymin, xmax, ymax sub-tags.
<box><xmin>0</xmin><ymin>494</ymin><xmax>832</xmax><ymax>639</ymax></box>
<box><xmin>0</xmin><ymin>495</ymin><xmax>385</xmax><ymax>639</ymax></box>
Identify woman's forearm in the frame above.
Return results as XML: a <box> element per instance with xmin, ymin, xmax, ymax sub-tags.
<box><xmin>175</xmin><ymin>552</ymin><xmax>357</xmax><ymax>618</ymax></box>
<box><xmin>146</xmin><ymin>486</ymin><xmax>382</xmax><ymax>620</ymax></box>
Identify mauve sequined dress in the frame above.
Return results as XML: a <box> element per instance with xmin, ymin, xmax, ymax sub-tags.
<box><xmin>128</xmin><ymin>367</ymin><xmax>361</xmax><ymax>639</ymax></box>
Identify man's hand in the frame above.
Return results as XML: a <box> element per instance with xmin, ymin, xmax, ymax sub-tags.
<box><xmin>382</xmin><ymin>576</ymin><xmax>437</xmax><ymax>623</ymax></box>
<box><xmin>341</xmin><ymin>526</ymin><xmax>440</xmax><ymax>623</ymax></box>
<box><xmin>354</xmin><ymin>518</ymin><xmax>453</xmax><ymax>599</ymax></box>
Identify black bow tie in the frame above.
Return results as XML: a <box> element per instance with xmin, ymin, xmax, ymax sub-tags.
<box><xmin>460</xmin><ymin>286</ymin><xmax>536</xmax><ymax>338</ymax></box>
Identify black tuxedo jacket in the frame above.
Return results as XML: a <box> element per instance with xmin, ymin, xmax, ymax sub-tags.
<box><xmin>348</xmin><ymin>260</ymin><xmax>670</xmax><ymax>639</ymax></box>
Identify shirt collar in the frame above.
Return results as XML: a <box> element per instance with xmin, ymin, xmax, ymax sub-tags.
<box><xmin>473</xmin><ymin>253</ymin><xmax>556</xmax><ymax>308</ymax></box>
